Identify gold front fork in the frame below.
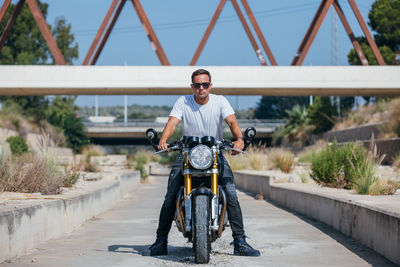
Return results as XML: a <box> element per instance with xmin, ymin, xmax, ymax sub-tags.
<box><xmin>184</xmin><ymin>151</ymin><xmax>192</xmax><ymax>195</ymax></box>
<box><xmin>211</xmin><ymin>151</ymin><xmax>218</xmax><ymax>195</ymax></box>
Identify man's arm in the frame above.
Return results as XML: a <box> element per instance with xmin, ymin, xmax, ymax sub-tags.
<box><xmin>158</xmin><ymin>116</ymin><xmax>180</xmax><ymax>150</ymax></box>
<box><xmin>225</xmin><ymin>114</ymin><xmax>244</xmax><ymax>154</ymax></box>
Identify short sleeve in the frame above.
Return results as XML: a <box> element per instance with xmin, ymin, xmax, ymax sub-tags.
<box><xmin>169</xmin><ymin>96</ymin><xmax>184</xmax><ymax>120</ymax></box>
<box><xmin>219</xmin><ymin>96</ymin><xmax>235</xmax><ymax>119</ymax></box>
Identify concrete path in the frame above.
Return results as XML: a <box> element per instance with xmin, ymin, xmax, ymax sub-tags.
<box><xmin>1</xmin><ymin>176</ymin><xmax>395</xmax><ymax>267</ymax></box>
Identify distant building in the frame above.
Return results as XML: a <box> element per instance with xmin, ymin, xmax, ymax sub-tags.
<box><xmin>88</xmin><ymin>116</ymin><xmax>116</xmax><ymax>123</ymax></box>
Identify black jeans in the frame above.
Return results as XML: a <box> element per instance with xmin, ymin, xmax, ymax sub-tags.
<box><xmin>156</xmin><ymin>154</ymin><xmax>245</xmax><ymax>240</ymax></box>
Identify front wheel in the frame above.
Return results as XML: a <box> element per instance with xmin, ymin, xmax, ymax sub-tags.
<box><xmin>193</xmin><ymin>194</ymin><xmax>211</xmax><ymax>264</ymax></box>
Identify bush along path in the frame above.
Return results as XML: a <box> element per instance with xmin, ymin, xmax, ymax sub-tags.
<box><xmin>310</xmin><ymin>139</ymin><xmax>399</xmax><ymax>195</ymax></box>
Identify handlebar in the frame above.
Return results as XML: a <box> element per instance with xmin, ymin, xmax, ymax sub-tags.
<box><xmin>154</xmin><ymin>144</ymin><xmax>181</xmax><ymax>154</ymax></box>
<box><xmin>154</xmin><ymin>140</ymin><xmax>246</xmax><ymax>154</ymax></box>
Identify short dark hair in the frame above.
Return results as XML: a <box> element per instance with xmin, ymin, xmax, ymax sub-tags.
<box><xmin>191</xmin><ymin>69</ymin><xmax>211</xmax><ymax>83</ymax></box>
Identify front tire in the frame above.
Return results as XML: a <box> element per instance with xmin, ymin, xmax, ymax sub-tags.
<box><xmin>193</xmin><ymin>194</ymin><xmax>211</xmax><ymax>264</ymax></box>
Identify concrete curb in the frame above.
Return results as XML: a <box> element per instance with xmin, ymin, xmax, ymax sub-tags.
<box><xmin>0</xmin><ymin>171</ymin><xmax>140</xmax><ymax>263</ymax></box>
<box><xmin>234</xmin><ymin>171</ymin><xmax>400</xmax><ymax>265</ymax></box>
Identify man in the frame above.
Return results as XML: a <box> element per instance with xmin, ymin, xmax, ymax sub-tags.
<box><xmin>143</xmin><ymin>69</ymin><xmax>260</xmax><ymax>257</ymax></box>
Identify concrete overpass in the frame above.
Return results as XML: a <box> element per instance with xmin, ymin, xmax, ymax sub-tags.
<box><xmin>85</xmin><ymin>120</ymin><xmax>282</xmax><ymax>145</ymax></box>
<box><xmin>0</xmin><ymin>66</ymin><xmax>400</xmax><ymax>96</ymax></box>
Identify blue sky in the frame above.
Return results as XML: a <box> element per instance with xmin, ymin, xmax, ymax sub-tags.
<box><xmin>45</xmin><ymin>0</ymin><xmax>375</xmax><ymax>111</ymax></box>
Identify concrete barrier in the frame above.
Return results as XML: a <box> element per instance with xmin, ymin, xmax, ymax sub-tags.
<box><xmin>234</xmin><ymin>170</ymin><xmax>400</xmax><ymax>265</ymax></box>
<box><xmin>361</xmin><ymin>138</ymin><xmax>400</xmax><ymax>165</ymax></box>
<box><xmin>323</xmin><ymin>123</ymin><xmax>381</xmax><ymax>143</ymax></box>
<box><xmin>0</xmin><ymin>171</ymin><xmax>140</xmax><ymax>263</ymax></box>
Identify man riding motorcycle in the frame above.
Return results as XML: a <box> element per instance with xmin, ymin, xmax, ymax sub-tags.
<box><xmin>143</xmin><ymin>69</ymin><xmax>260</xmax><ymax>257</ymax></box>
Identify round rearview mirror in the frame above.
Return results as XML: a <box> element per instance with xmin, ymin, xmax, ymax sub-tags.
<box><xmin>244</xmin><ymin>127</ymin><xmax>256</xmax><ymax>139</ymax></box>
<box><xmin>146</xmin><ymin>128</ymin><xmax>158</xmax><ymax>141</ymax></box>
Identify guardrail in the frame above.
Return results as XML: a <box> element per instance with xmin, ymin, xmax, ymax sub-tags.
<box><xmin>83</xmin><ymin>119</ymin><xmax>284</xmax><ymax>128</ymax></box>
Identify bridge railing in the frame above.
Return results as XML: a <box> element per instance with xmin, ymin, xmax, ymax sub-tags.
<box><xmin>83</xmin><ymin>119</ymin><xmax>284</xmax><ymax>129</ymax></box>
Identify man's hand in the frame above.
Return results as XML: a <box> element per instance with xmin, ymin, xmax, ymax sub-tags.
<box><xmin>225</xmin><ymin>114</ymin><xmax>245</xmax><ymax>155</ymax></box>
<box><xmin>231</xmin><ymin>138</ymin><xmax>244</xmax><ymax>155</ymax></box>
<box><xmin>158</xmin><ymin>139</ymin><xmax>169</xmax><ymax>151</ymax></box>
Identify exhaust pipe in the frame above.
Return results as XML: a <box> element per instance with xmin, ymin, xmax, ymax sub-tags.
<box><xmin>175</xmin><ymin>187</ymin><xmax>187</xmax><ymax>237</ymax></box>
<box><xmin>217</xmin><ymin>187</ymin><xmax>227</xmax><ymax>238</ymax></box>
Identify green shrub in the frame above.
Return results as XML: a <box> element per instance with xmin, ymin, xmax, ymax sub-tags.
<box><xmin>310</xmin><ymin>139</ymin><xmax>385</xmax><ymax>193</ymax></box>
<box><xmin>135</xmin><ymin>162</ymin><xmax>148</xmax><ymax>180</ymax></box>
<box><xmin>348</xmin><ymin>140</ymin><xmax>385</xmax><ymax>194</ymax></box>
<box><xmin>350</xmin><ymin>154</ymin><xmax>378</xmax><ymax>194</ymax></box>
<box><xmin>341</xmin><ymin>144</ymin><xmax>367</xmax><ymax>185</ymax></box>
<box><xmin>135</xmin><ymin>154</ymin><xmax>148</xmax><ymax>165</ymax></box>
<box><xmin>310</xmin><ymin>140</ymin><xmax>365</xmax><ymax>188</ymax></box>
<box><xmin>47</xmin><ymin>96</ymin><xmax>89</xmax><ymax>153</ymax></box>
<box><xmin>310</xmin><ymin>141</ymin><xmax>342</xmax><ymax>186</ymax></box>
<box><xmin>6</xmin><ymin>136</ymin><xmax>28</xmax><ymax>155</ymax></box>
<box><xmin>62</xmin><ymin>167</ymin><xmax>80</xmax><ymax>187</ymax></box>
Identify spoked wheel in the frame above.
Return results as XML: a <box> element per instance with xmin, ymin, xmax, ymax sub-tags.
<box><xmin>193</xmin><ymin>194</ymin><xmax>211</xmax><ymax>264</ymax></box>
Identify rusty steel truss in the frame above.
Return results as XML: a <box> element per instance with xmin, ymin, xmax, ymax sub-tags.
<box><xmin>291</xmin><ymin>0</ymin><xmax>385</xmax><ymax>65</ymax></box>
<box><xmin>0</xmin><ymin>0</ymin><xmax>65</xmax><ymax>64</ymax></box>
<box><xmin>0</xmin><ymin>0</ymin><xmax>386</xmax><ymax>66</ymax></box>
<box><xmin>82</xmin><ymin>0</ymin><xmax>170</xmax><ymax>65</ymax></box>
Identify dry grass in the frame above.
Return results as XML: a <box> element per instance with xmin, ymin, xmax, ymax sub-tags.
<box><xmin>267</xmin><ymin>148</ymin><xmax>295</xmax><ymax>173</ymax></box>
<box><xmin>245</xmin><ymin>145</ymin><xmax>270</xmax><ymax>170</ymax></box>
<box><xmin>334</xmin><ymin>100</ymin><xmax>391</xmax><ymax>130</ymax></box>
<box><xmin>81</xmin><ymin>145</ymin><xmax>105</xmax><ymax>157</ymax></box>
<box><xmin>276</xmin><ymin>153</ymin><xmax>295</xmax><ymax>173</ymax></box>
<box><xmin>378</xmin><ymin>98</ymin><xmax>400</xmax><ymax>138</ymax></box>
<box><xmin>37</xmin><ymin>122</ymin><xmax>67</xmax><ymax>148</ymax></box>
<box><xmin>225</xmin><ymin>144</ymin><xmax>273</xmax><ymax>171</ymax></box>
<box><xmin>333</xmin><ymin>98</ymin><xmax>400</xmax><ymax>139</ymax></box>
<box><xmin>369</xmin><ymin>178</ymin><xmax>400</xmax><ymax>195</ymax></box>
<box><xmin>224</xmin><ymin>152</ymin><xmax>248</xmax><ymax>171</ymax></box>
<box><xmin>35</xmin><ymin>127</ymin><xmax>67</xmax><ymax>154</ymax></box>
<box><xmin>393</xmin><ymin>154</ymin><xmax>400</xmax><ymax>170</ymax></box>
<box><xmin>73</xmin><ymin>145</ymin><xmax>105</xmax><ymax>172</ymax></box>
<box><xmin>0</xmin><ymin>108</ymin><xmax>35</xmax><ymax>136</ymax></box>
<box><xmin>132</xmin><ymin>149</ymin><xmax>160</xmax><ymax>163</ymax></box>
<box><xmin>226</xmin><ymin>145</ymin><xmax>296</xmax><ymax>173</ymax></box>
<box><xmin>0</xmin><ymin>154</ymin><xmax>63</xmax><ymax>194</ymax></box>
<box><xmin>347</xmin><ymin>136</ymin><xmax>386</xmax><ymax>195</ymax></box>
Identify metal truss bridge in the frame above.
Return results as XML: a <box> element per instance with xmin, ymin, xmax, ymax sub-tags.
<box><xmin>0</xmin><ymin>0</ymin><xmax>389</xmax><ymax>67</ymax></box>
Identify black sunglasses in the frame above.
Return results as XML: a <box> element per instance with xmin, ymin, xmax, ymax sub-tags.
<box><xmin>192</xmin><ymin>82</ymin><xmax>210</xmax><ymax>89</ymax></box>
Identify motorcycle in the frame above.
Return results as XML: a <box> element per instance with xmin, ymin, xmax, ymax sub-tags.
<box><xmin>146</xmin><ymin>127</ymin><xmax>256</xmax><ymax>264</ymax></box>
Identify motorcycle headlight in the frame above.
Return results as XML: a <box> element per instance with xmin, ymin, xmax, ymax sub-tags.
<box><xmin>189</xmin><ymin>144</ymin><xmax>213</xmax><ymax>170</ymax></box>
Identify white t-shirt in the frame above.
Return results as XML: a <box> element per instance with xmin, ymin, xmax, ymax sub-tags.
<box><xmin>170</xmin><ymin>94</ymin><xmax>234</xmax><ymax>141</ymax></box>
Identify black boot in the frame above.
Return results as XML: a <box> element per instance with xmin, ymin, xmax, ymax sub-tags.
<box><xmin>142</xmin><ymin>236</ymin><xmax>168</xmax><ymax>256</ymax></box>
<box><xmin>233</xmin><ymin>236</ymin><xmax>260</xmax><ymax>256</ymax></box>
